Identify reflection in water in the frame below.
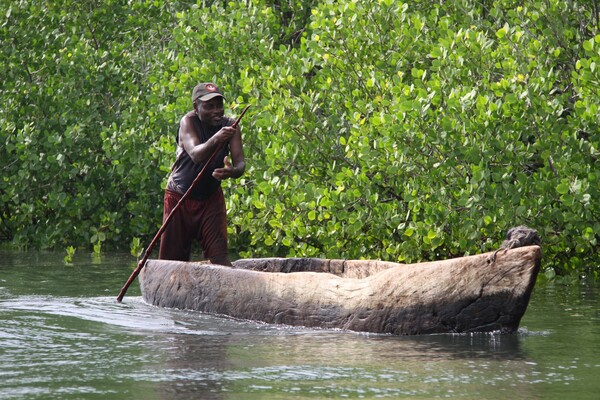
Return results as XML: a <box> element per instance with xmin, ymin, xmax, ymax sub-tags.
<box><xmin>1</xmin><ymin>293</ymin><xmax>539</xmax><ymax>399</ymax></box>
<box><xmin>1</xmin><ymin>250</ymin><xmax>599</xmax><ymax>399</ymax></box>
<box><xmin>147</xmin><ymin>326</ymin><xmax>540</xmax><ymax>399</ymax></box>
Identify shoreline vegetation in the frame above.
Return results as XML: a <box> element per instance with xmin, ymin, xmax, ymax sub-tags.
<box><xmin>1</xmin><ymin>0</ymin><xmax>598</xmax><ymax>280</ymax></box>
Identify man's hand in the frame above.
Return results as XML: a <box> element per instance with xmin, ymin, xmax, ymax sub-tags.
<box><xmin>214</xmin><ymin>126</ymin><xmax>238</xmax><ymax>144</ymax></box>
<box><xmin>212</xmin><ymin>156</ymin><xmax>238</xmax><ymax>180</ymax></box>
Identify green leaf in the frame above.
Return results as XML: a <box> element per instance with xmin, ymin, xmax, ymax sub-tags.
<box><xmin>252</xmin><ymin>199</ymin><xmax>265</xmax><ymax>209</ymax></box>
<box><xmin>556</xmin><ymin>182</ymin><xmax>570</xmax><ymax>195</ymax></box>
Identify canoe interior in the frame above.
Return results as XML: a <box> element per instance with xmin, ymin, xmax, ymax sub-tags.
<box><xmin>231</xmin><ymin>257</ymin><xmax>401</xmax><ymax>279</ymax></box>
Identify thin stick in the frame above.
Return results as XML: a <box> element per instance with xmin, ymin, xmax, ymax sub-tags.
<box><xmin>116</xmin><ymin>105</ymin><xmax>250</xmax><ymax>302</ymax></box>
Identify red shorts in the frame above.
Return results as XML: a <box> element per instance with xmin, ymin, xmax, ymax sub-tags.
<box><xmin>158</xmin><ymin>188</ymin><xmax>229</xmax><ymax>263</ymax></box>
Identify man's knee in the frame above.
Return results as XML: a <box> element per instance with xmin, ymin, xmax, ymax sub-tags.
<box><xmin>209</xmin><ymin>255</ymin><xmax>231</xmax><ymax>266</ymax></box>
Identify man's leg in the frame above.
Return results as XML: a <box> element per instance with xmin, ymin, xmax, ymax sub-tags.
<box><xmin>199</xmin><ymin>188</ymin><xmax>231</xmax><ymax>266</ymax></box>
<box><xmin>159</xmin><ymin>190</ymin><xmax>193</xmax><ymax>261</ymax></box>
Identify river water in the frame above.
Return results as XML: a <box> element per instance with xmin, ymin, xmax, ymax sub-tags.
<box><xmin>1</xmin><ymin>250</ymin><xmax>599</xmax><ymax>399</ymax></box>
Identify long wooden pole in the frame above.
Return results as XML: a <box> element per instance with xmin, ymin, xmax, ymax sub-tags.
<box><xmin>116</xmin><ymin>105</ymin><xmax>250</xmax><ymax>302</ymax></box>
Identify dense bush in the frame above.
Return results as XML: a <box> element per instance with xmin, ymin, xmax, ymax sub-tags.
<box><xmin>1</xmin><ymin>0</ymin><xmax>598</xmax><ymax>280</ymax></box>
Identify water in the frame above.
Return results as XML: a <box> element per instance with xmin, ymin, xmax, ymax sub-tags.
<box><xmin>1</xmin><ymin>250</ymin><xmax>599</xmax><ymax>399</ymax></box>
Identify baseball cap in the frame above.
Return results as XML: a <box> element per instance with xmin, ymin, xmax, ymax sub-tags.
<box><xmin>192</xmin><ymin>82</ymin><xmax>225</xmax><ymax>102</ymax></box>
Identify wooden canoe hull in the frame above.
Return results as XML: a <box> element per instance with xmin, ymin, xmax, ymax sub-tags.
<box><xmin>139</xmin><ymin>246</ymin><xmax>541</xmax><ymax>335</ymax></box>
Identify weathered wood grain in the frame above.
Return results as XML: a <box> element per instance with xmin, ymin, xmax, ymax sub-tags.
<box><xmin>139</xmin><ymin>246</ymin><xmax>541</xmax><ymax>335</ymax></box>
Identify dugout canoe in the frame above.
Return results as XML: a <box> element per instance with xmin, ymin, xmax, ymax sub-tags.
<box><xmin>139</xmin><ymin>245</ymin><xmax>541</xmax><ymax>335</ymax></box>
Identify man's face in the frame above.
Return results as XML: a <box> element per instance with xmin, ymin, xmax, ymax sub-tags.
<box><xmin>196</xmin><ymin>97</ymin><xmax>224</xmax><ymax>127</ymax></box>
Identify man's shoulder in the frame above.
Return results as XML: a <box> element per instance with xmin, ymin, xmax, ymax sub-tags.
<box><xmin>181</xmin><ymin>110</ymin><xmax>197</xmax><ymax>123</ymax></box>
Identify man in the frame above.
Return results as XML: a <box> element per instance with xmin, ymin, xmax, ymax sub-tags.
<box><xmin>159</xmin><ymin>82</ymin><xmax>245</xmax><ymax>265</ymax></box>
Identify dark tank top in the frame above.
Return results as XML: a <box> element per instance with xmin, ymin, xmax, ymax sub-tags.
<box><xmin>166</xmin><ymin>114</ymin><xmax>233</xmax><ymax>200</ymax></box>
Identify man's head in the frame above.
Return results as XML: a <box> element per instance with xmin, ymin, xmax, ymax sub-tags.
<box><xmin>193</xmin><ymin>83</ymin><xmax>225</xmax><ymax>127</ymax></box>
